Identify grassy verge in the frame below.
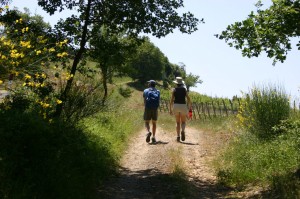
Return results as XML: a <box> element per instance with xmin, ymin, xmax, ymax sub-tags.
<box><xmin>83</xmin><ymin>103</ymin><xmax>144</xmax><ymax>160</ymax></box>
<box><xmin>0</xmin><ymin>81</ymin><xmax>145</xmax><ymax>199</ymax></box>
<box><xmin>189</xmin><ymin>115</ymin><xmax>236</xmax><ymax>133</ymax></box>
<box><xmin>212</xmin><ymin>112</ymin><xmax>300</xmax><ymax>198</ymax></box>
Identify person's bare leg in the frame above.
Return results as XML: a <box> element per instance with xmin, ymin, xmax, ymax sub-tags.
<box><xmin>180</xmin><ymin>114</ymin><xmax>186</xmax><ymax>141</ymax></box>
<box><xmin>180</xmin><ymin>114</ymin><xmax>186</xmax><ymax>132</ymax></box>
<box><xmin>145</xmin><ymin>121</ymin><xmax>150</xmax><ymax>132</ymax></box>
<box><xmin>175</xmin><ymin>114</ymin><xmax>181</xmax><ymax>137</ymax></box>
<box><xmin>152</xmin><ymin>121</ymin><xmax>157</xmax><ymax>137</ymax></box>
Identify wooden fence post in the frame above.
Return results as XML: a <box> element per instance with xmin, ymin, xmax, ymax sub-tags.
<box><xmin>229</xmin><ymin>99</ymin><xmax>234</xmax><ymax>115</ymax></box>
<box><xmin>217</xmin><ymin>101</ymin><xmax>222</xmax><ymax>116</ymax></box>
<box><xmin>212</xmin><ymin>101</ymin><xmax>216</xmax><ymax>117</ymax></box>
<box><xmin>222</xmin><ymin>99</ymin><xmax>228</xmax><ymax>117</ymax></box>
<box><xmin>206</xmin><ymin>102</ymin><xmax>211</xmax><ymax>119</ymax></box>
<box><xmin>195</xmin><ymin>103</ymin><xmax>201</xmax><ymax>120</ymax></box>
<box><xmin>201</xmin><ymin>102</ymin><xmax>206</xmax><ymax>119</ymax></box>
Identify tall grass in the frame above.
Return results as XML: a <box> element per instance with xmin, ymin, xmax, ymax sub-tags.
<box><xmin>215</xmin><ymin>84</ymin><xmax>300</xmax><ymax>198</ymax></box>
<box><xmin>82</xmin><ymin>106</ymin><xmax>143</xmax><ymax>158</ymax></box>
<box><xmin>237</xmin><ymin>84</ymin><xmax>290</xmax><ymax>139</ymax></box>
<box><xmin>216</xmin><ymin>131</ymin><xmax>300</xmax><ymax>185</ymax></box>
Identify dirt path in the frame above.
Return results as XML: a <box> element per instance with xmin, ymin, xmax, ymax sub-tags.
<box><xmin>97</xmin><ymin>126</ymin><xmax>239</xmax><ymax>198</ymax></box>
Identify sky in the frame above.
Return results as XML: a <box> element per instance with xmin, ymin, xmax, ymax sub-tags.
<box><xmin>9</xmin><ymin>0</ymin><xmax>300</xmax><ymax>102</ymax></box>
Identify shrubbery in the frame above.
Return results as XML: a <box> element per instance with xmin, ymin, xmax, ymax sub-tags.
<box><xmin>0</xmin><ymin>109</ymin><xmax>117</xmax><ymax>199</ymax></box>
<box><xmin>216</xmin><ymin>84</ymin><xmax>300</xmax><ymax>197</ymax></box>
<box><xmin>237</xmin><ymin>84</ymin><xmax>290</xmax><ymax>139</ymax></box>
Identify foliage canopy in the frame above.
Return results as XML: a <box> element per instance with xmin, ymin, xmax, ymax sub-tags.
<box><xmin>216</xmin><ymin>0</ymin><xmax>300</xmax><ymax>65</ymax></box>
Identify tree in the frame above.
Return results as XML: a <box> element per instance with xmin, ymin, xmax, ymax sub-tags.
<box><xmin>126</xmin><ymin>37</ymin><xmax>167</xmax><ymax>83</ymax></box>
<box><xmin>184</xmin><ymin>72</ymin><xmax>203</xmax><ymax>92</ymax></box>
<box><xmin>216</xmin><ymin>0</ymin><xmax>300</xmax><ymax>65</ymax></box>
<box><xmin>89</xmin><ymin>25</ymin><xmax>140</xmax><ymax>103</ymax></box>
<box><xmin>37</xmin><ymin>0</ymin><xmax>202</xmax><ymax>116</ymax></box>
<box><xmin>172</xmin><ymin>63</ymin><xmax>186</xmax><ymax>79</ymax></box>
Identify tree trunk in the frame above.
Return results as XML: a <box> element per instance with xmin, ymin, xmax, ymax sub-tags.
<box><xmin>54</xmin><ymin>0</ymin><xmax>92</xmax><ymax>117</ymax></box>
<box><xmin>101</xmin><ymin>63</ymin><xmax>108</xmax><ymax>105</ymax></box>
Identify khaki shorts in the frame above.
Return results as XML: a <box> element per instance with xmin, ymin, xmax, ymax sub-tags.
<box><xmin>173</xmin><ymin>103</ymin><xmax>188</xmax><ymax>115</ymax></box>
<box><xmin>144</xmin><ymin>108</ymin><xmax>158</xmax><ymax>121</ymax></box>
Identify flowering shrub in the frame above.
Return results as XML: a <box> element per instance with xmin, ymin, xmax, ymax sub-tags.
<box><xmin>237</xmin><ymin>84</ymin><xmax>290</xmax><ymax>139</ymax></box>
<box><xmin>0</xmin><ymin>6</ymin><xmax>70</xmax><ymax>121</ymax></box>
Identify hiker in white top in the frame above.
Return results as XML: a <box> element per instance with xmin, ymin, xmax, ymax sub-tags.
<box><xmin>169</xmin><ymin>77</ymin><xmax>192</xmax><ymax>142</ymax></box>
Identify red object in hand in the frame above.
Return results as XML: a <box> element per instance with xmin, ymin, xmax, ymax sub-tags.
<box><xmin>188</xmin><ymin>108</ymin><xmax>193</xmax><ymax>119</ymax></box>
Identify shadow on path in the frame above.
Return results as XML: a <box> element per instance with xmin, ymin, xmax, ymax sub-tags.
<box><xmin>148</xmin><ymin>141</ymin><xmax>169</xmax><ymax>145</ymax></box>
<box><xmin>97</xmin><ymin>167</ymin><xmax>233</xmax><ymax>199</ymax></box>
<box><xmin>178</xmin><ymin>141</ymin><xmax>199</xmax><ymax>146</ymax></box>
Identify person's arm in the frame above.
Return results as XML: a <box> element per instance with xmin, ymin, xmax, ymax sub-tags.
<box><xmin>186</xmin><ymin>92</ymin><xmax>192</xmax><ymax>110</ymax></box>
<box><xmin>143</xmin><ymin>90</ymin><xmax>146</xmax><ymax>106</ymax></box>
<box><xmin>169</xmin><ymin>89</ymin><xmax>175</xmax><ymax>114</ymax></box>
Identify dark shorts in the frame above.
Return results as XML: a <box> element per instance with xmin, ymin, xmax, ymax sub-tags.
<box><xmin>144</xmin><ymin>108</ymin><xmax>158</xmax><ymax>121</ymax></box>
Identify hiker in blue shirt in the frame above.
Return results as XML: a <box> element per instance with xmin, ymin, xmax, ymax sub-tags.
<box><xmin>143</xmin><ymin>80</ymin><xmax>160</xmax><ymax>143</ymax></box>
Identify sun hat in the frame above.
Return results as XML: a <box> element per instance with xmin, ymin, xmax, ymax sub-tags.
<box><xmin>147</xmin><ymin>80</ymin><xmax>156</xmax><ymax>86</ymax></box>
<box><xmin>147</xmin><ymin>80</ymin><xmax>156</xmax><ymax>84</ymax></box>
<box><xmin>173</xmin><ymin>77</ymin><xmax>184</xmax><ymax>85</ymax></box>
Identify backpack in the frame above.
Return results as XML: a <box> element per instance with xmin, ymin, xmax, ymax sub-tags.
<box><xmin>145</xmin><ymin>88</ymin><xmax>160</xmax><ymax>109</ymax></box>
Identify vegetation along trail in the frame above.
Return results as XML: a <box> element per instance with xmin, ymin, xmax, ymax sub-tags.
<box><xmin>98</xmin><ymin>124</ymin><xmax>244</xmax><ymax>199</ymax></box>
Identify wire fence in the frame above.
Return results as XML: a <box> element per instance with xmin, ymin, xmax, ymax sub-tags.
<box><xmin>160</xmin><ymin>99</ymin><xmax>300</xmax><ymax>120</ymax></box>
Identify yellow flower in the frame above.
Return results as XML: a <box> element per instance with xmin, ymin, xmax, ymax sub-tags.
<box><xmin>35</xmin><ymin>83</ymin><xmax>41</xmax><ymax>87</ymax></box>
<box><xmin>28</xmin><ymin>82</ymin><xmax>34</xmax><ymax>87</ymax></box>
<box><xmin>5</xmin><ymin>5</ymin><xmax>9</xmax><ymax>9</ymax></box>
<box><xmin>56</xmin><ymin>99</ymin><xmax>62</xmax><ymax>104</ymax></box>
<box><xmin>41</xmin><ymin>73</ymin><xmax>46</xmax><ymax>79</ymax></box>
<box><xmin>0</xmin><ymin>80</ymin><xmax>3</xmax><ymax>84</ymax></box>
<box><xmin>36</xmin><ymin>50</ymin><xmax>42</xmax><ymax>55</ymax></box>
<box><xmin>25</xmin><ymin>74</ymin><xmax>31</xmax><ymax>79</ymax></box>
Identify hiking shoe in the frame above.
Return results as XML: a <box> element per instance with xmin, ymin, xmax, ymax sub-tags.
<box><xmin>177</xmin><ymin>136</ymin><xmax>180</xmax><ymax>142</ymax></box>
<box><xmin>146</xmin><ymin>132</ymin><xmax>152</xmax><ymax>143</ymax></box>
<box><xmin>181</xmin><ymin>131</ymin><xmax>185</xmax><ymax>141</ymax></box>
<box><xmin>152</xmin><ymin>137</ymin><xmax>156</xmax><ymax>143</ymax></box>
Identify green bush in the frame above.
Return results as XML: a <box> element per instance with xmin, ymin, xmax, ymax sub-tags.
<box><xmin>61</xmin><ymin>77</ymin><xmax>106</xmax><ymax>124</ymax></box>
<box><xmin>0</xmin><ymin>110</ymin><xmax>117</xmax><ymax>199</ymax></box>
<box><xmin>118</xmin><ymin>85</ymin><xmax>133</xmax><ymax>98</ymax></box>
<box><xmin>237</xmin><ymin>84</ymin><xmax>290</xmax><ymax>139</ymax></box>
